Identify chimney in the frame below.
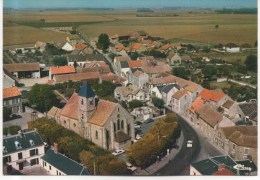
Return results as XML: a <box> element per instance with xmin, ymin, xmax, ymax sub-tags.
<box><xmin>53</xmin><ymin>142</ymin><xmax>58</xmax><ymax>153</ymax></box>
<box><xmin>218</xmin><ymin>163</ymin><xmax>225</xmax><ymax>170</ymax></box>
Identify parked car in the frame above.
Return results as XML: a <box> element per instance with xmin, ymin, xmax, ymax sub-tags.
<box><xmin>136</xmin><ymin>133</ymin><xmax>143</xmax><ymax>140</ymax></box>
<box><xmin>144</xmin><ymin>118</ymin><xmax>154</xmax><ymax>124</ymax></box>
<box><xmin>112</xmin><ymin>149</ymin><xmax>125</xmax><ymax>156</ymax></box>
<box><xmin>134</xmin><ymin>124</ymin><xmax>141</xmax><ymax>129</ymax></box>
<box><xmin>187</xmin><ymin>140</ymin><xmax>193</xmax><ymax>148</ymax></box>
<box><xmin>10</xmin><ymin>114</ymin><xmax>22</xmax><ymax>120</ymax></box>
<box><xmin>126</xmin><ymin>162</ymin><xmax>137</xmax><ymax>171</ymax></box>
<box><xmin>135</xmin><ymin>121</ymin><xmax>143</xmax><ymax>125</ymax></box>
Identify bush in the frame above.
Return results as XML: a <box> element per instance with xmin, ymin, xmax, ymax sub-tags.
<box><xmin>152</xmin><ymin>97</ymin><xmax>165</xmax><ymax>109</ymax></box>
<box><xmin>129</xmin><ymin>100</ymin><xmax>143</xmax><ymax>109</ymax></box>
<box><xmin>3</xmin><ymin>126</ymin><xmax>21</xmax><ymax>136</ymax></box>
<box><xmin>3</xmin><ymin>107</ymin><xmax>12</xmax><ymax>121</ymax></box>
<box><xmin>52</xmin><ymin>56</ymin><xmax>68</xmax><ymax>66</ymax></box>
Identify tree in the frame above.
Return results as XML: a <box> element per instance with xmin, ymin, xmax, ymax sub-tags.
<box><xmin>244</xmin><ymin>54</ymin><xmax>257</xmax><ymax>72</ymax></box>
<box><xmin>164</xmin><ymin>113</ymin><xmax>178</xmax><ymax>123</ymax></box>
<box><xmin>152</xmin><ymin>97</ymin><xmax>164</xmax><ymax>109</ymax></box>
<box><xmin>202</xmin><ymin>65</ymin><xmax>217</xmax><ymax>79</ymax></box>
<box><xmin>215</xmin><ymin>24</ymin><xmax>219</xmax><ymax>29</ymax></box>
<box><xmin>3</xmin><ymin>107</ymin><xmax>12</xmax><ymax>121</ymax></box>
<box><xmin>3</xmin><ymin>126</ymin><xmax>21</xmax><ymax>135</ymax></box>
<box><xmin>52</xmin><ymin>56</ymin><xmax>67</xmax><ymax>66</ymax></box>
<box><xmin>28</xmin><ymin>84</ymin><xmax>59</xmax><ymax>113</ymax></box>
<box><xmin>172</xmin><ymin>67</ymin><xmax>190</xmax><ymax>80</ymax></box>
<box><xmin>96</xmin><ymin>33</ymin><xmax>110</xmax><ymax>51</ymax></box>
<box><xmin>129</xmin><ymin>100</ymin><xmax>143</xmax><ymax>109</ymax></box>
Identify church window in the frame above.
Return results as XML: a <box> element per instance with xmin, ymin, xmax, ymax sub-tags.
<box><xmin>81</xmin><ymin>114</ymin><xmax>84</xmax><ymax>119</ymax></box>
<box><xmin>127</xmin><ymin>124</ymin><xmax>130</xmax><ymax>135</ymax></box>
<box><xmin>117</xmin><ymin>120</ymin><xmax>120</xmax><ymax>130</ymax></box>
<box><xmin>121</xmin><ymin>120</ymin><xmax>124</xmax><ymax>129</ymax></box>
<box><xmin>64</xmin><ymin>120</ymin><xmax>66</xmax><ymax>124</ymax></box>
<box><xmin>113</xmin><ymin>123</ymin><xmax>116</xmax><ymax>132</ymax></box>
<box><xmin>73</xmin><ymin>123</ymin><xmax>76</xmax><ymax>127</ymax></box>
<box><xmin>81</xmin><ymin>99</ymin><xmax>84</xmax><ymax>105</ymax></box>
<box><xmin>96</xmin><ymin>131</ymin><xmax>98</xmax><ymax>139</ymax></box>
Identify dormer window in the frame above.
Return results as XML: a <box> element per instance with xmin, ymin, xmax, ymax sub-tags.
<box><xmin>15</xmin><ymin>141</ymin><xmax>22</xmax><ymax>150</ymax></box>
<box><xmin>29</xmin><ymin>139</ymin><xmax>35</xmax><ymax>146</ymax></box>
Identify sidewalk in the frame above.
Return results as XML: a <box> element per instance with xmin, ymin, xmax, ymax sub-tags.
<box><xmin>136</xmin><ymin>131</ymin><xmax>184</xmax><ymax>175</ymax></box>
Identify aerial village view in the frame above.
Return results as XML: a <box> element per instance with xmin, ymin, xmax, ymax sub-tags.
<box><xmin>1</xmin><ymin>0</ymin><xmax>258</xmax><ymax>177</ymax></box>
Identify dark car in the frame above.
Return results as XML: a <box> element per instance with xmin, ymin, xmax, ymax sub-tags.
<box><xmin>144</xmin><ymin>118</ymin><xmax>154</xmax><ymax>124</ymax></box>
<box><xmin>135</xmin><ymin>121</ymin><xmax>143</xmax><ymax>125</ymax></box>
<box><xmin>11</xmin><ymin>114</ymin><xmax>22</xmax><ymax>120</ymax></box>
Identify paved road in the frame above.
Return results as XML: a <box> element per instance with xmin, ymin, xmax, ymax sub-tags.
<box><xmin>3</xmin><ymin>112</ymin><xmax>33</xmax><ymax>130</ymax></box>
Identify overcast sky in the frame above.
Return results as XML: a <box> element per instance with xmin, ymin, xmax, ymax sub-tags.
<box><xmin>3</xmin><ymin>0</ymin><xmax>257</xmax><ymax>9</ymax></box>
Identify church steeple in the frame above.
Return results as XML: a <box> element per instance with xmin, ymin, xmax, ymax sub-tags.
<box><xmin>78</xmin><ymin>82</ymin><xmax>97</xmax><ymax>124</ymax></box>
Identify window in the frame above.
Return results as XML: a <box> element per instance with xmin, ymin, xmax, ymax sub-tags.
<box><xmin>18</xmin><ymin>152</ymin><xmax>23</xmax><ymax>160</ymax></box>
<box><xmin>95</xmin><ymin>131</ymin><xmax>98</xmax><ymax>139</ymax></box>
<box><xmin>117</xmin><ymin>119</ymin><xmax>120</xmax><ymax>130</ymax></box>
<box><xmin>44</xmin><ymin>161</ymin><xmax>46</xmax><ymax>167</ymax></box>
<box><xmin>113</xmin><ymin>123</ymin><xmax>116</xmax><ymax>133</ymax></box>
<box><xmin>30</xmin><ymin>158</ymin><xmax>39</xmax><ymax>166</ymax></box>
<box><xmin>121</xmin><ymin>120</ymin><xmax>124</xmax><ymax>129</ymax></box>
<box><xmin>30</xmin><ymin>149</ymin><xmax>38</xmax><ymax>157</ymax></box>
<box><xmin>64</xmin><ymin>120</ymin><xmax>66</xmax><ymax>124</ymax></box>
<box><xmin>73</xmin><ymin>123</ymin><xmax>76</xmax><ymax>127</ymax></box>
<box><xmin>244</xmin><ymin>148</ymin><xmax>249</xmax><ymax>155</ymax></box>
<box><xmin>56</xmin><ymin>170</ymin><xmax>59</xmax><ymax>175</ymax></box>
<box><xmin>127</xmin><ymin>124</ymin><xmax>130</xmax><ymax>135</ymax></box>
<box><xmin>81</xmin><ymin>99</ymin><xmax>84</xmax><ymax>105</ymax></box>
<box><xmin>232</xmin><ymin>143</ymin><xmax>236</xmax><ymax>150</ymax></box>
<box><xmin>3</xmin><ymin>156</ymin><xmax>11</xmax><ymax>163</ymax></box>
<box><xmin>81</xmin><ymin>114</ymin><xmax>84</xmax><ymax>120</ymax></box>
<box><xmin>59</xmin><ymin>172</ymin><xmax>61</xmax><ymax>175</ymax></box>
<box><xmin>49</xmin><ymin>165</ymin><xmax>52</xmax><ymax>170</ymax></box>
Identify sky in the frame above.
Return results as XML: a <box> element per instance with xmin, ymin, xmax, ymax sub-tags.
<box><xmin>3</xmin><ymin>0</ymin><xmax>258</xmax><ymax>9</ymax></box>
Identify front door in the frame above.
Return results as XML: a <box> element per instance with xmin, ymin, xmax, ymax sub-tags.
<box><xmin>18</xmin><ymin>162</ymin><xmax>23</xmax><ymax>170</ymax></box>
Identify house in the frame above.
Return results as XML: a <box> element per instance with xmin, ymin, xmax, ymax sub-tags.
<box><xmin>119</xmin><ymin>61</ymin><xmax>130</xmax><ymax>77</ymax></box>
<box><xmin>67</xmin><ymin>54</ymin><xmax>87</xmax><ymax>67</ymax></box>
<box><xmin>49</xmin><ymin>66</ymin><xmax>75</xmax><ymax>80</ymax></box>
<box><xmin>3</xmin><ymin>63</ymin><xmax>41</xmax><ymax>79</ymax></box>
<box><xmin>114</xmin><ymin>84</ymin><xmax>149</xmax><ymax>102</ymax></box>
<box><xmin>48</xmin><ymin>82</ymin><xmax>135</xmax><ymax>150</ymax></box>
<box><xmin>3</xmin><ymin>130</ymin><xmax>45</xmax><ymax>171</ymax></box>
<box><xmin>100</xmin><ymin>73</ymin><xmax>126</xmax><ymax>84</ymax></box>
<box><xmin>60</xmin><ymin>42</ymin><xmax>74</xmax><ymax>52</ymax></box>
<box><xmin>180</xmin><ymin>55</ymin><xmax>192</xmax><ymax>62</ymax></box>
<box><xmin>54</xmin><ymin>72</ymin><xmax>100</xmax><ymax>84</ymax></box>
<box><xmin>198</xmin><ymin>88</ymin><xmax>230</xmax><ymax>107</ymax></box>
<box><xmin>190</xmin><ymin>155</ymin><xmax>257</xmax><ymax>176</ymax></box>
<box><xmin>128</xmin><ymin>60</ymin><xmax>142</xmax><ymax>69</ymax></box>
<box><xmin>3</xmin><ymin>87</ymin><xmax>22</xmax><ymax>114</ymax></box>
<box><xmin>238</xmin><ymin>102</ymin><xmax>257</xmax><ymax>125</ymax></box>
<box><xmin>127</xmin><ymin>68</ymin><xmax>149</xmax><ymax>89</ymax></box>
<box><xmin>34</xmin><ymin>41</ymin><xmax>46</xmax><ymax>52</ymax></box>
<box><xmin>114</xmin><ymin>56</ymin><xmax>131</xmax><ymax>75</ymax></box>
<box><xmin>221</xmin><ymin>100</ymin><xmax>244</xmax><ymax>123</ymax></box>
<box><xmin>168</xmin><ymin>53</ymin><xmax>181</xmax><ymax>65</ymax></box>
<box><xmin>161</xmin><ymin>84</ymin><xmax>180</xmax><ymax>106</ymax></box>
<box><xmin>188</xmin><ymin>97</ymin><xmax>204</xmax><ymax>123</ymax></box>
<box><xmin>130</xmin><ymin>43</ymin><xmax>147</xmax><ymax>53</ymax></box>
<box><xmin>131</xmin><ymin>106</ymin><xmax>154</xmax><ymax>122</ymax></box>
<box><xmin>41</xmin><ymin>143</ymin><xmax>89</xmax><ymax>175</ymax></box>
<box><xmin>74</xmin><ymin>43</ymin><xmax>88</xmax><ymax>50</ymax></box>
<box><xmin>171</xmin><ymin>89</ymin><xmax>192</xmax><ymax>114</ymax></box>
<box><xmin>194</xmin><ymin>104</ymin><xmax>235</xmax><ymax>142</ymax></box>
<box><xmin>214</xmin><ymin>126</ymin><xmax>257</xmax><ymax>166</ymax></box>
<box><xmin>142</xmin><ymin>64</ymin><xmax>171</xmax><ymax>78</ymax></box>
<box><xmin>3</xmin><ymin>67</ymin><xmax>19</xmax><ymax>88</ymax></box>
<box><xmin>223</xmin><ymin>43</ymin><xmax>240</xmax><ymax>53</ymax></box>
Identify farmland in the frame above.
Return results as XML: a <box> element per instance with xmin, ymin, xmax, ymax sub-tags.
<box><xmin>3</xmin><ymin>10</ymin><xmax>257</xmax><ymax>46</ymax></box>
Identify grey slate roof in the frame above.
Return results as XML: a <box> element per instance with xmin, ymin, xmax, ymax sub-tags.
<box><xmin>239</xmin><ymin>102</ymin><xmax>257</xmax><ymax>121</ymax></box>
<box><xmin>41</xmin><ymin>149</ymin><xmax>90</xmax><ymax>175</ymax></box>
<box><xmin>161</xmin><ymin>84</ymin><xmax>180</xmax><ymax>94</ymax></box>
<box><xmin>3</xmin><ymin>130</ymin><xmax>44</xmax><ymax>156</ymax></box>
<box><xmin>67</xmin><ymin>54</ymin><xmax>87</xmax><ymax>62</ymax></box>
<box><xmin>120</xmin><ymin>61</ymin><xmax>129</xmax><ymax>68</ymax></box>
<box><xmin>78</xmin><ymin>82</ymin><xmax>96</xmax><ymax>98</ymax></box>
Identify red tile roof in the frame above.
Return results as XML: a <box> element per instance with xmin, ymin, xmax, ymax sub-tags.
<box><xmin>160</xmin><ymin>44</ymin><xmax>172</xmax><ymax>51</ymax></box>
<box><xmin>128</xmin><ymin>60</ymin><xmax>142</xmax><ymax>68</ymax></box>
<box><xmin>60</xmin><ymin>93</ymin><xmax>79</xmax><ymax>120</ymax></box>
<box><xmin>51</xmin><ymin>66</ymin><xmax>75</xmax><ymax>75</ymax></box>
<box><xmin>88</xmin><ymin>100</ymin><xmax>118</xmax><ymax>126</ymax></box>
<box><xmin>190</xmin><ymin>97</ymin><xmax>204</xmax><ymax>113</ymax></box>
<box><xmin>3</xmin><ymin>63</ymin><xmax>40</xmax><ymax>72</ymax></box>
<box><xmin>55</xmin><ymin>72</ymin><xmax>100</xmax><ymax>83</ymax></box>
<box><xmin>3</xmin><ymin>87</ymin><xmax>21</xmax><ymax>99</ymax></box>
<box><xmin>172</xmin><ymin>89</ymin><xmax>189</xmax><ymax>100</ymax></box>
<box><xmin>213</xmin><ymin>168</ymin><xmax>236</xmax><ymax>176</ymax></box>
<box><xmin>131</xmin><ymin>43</ymin><xmax>142</xmax><ymax>50</ymax></box>
<box><xmin>75</xmin><ymin>43</ymin><xmax>87</xmax><ymax>50</ymax></box>
<box><xmin>199</xmin><ymin>88</ymin><xmax>225</xmax><ymax>102</ymax></box>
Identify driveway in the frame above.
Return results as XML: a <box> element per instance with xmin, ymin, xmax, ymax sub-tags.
<box><xmin>3</xmin><ymin>112</ymin><xmax>33</xmax><ymax>130</ymax></box>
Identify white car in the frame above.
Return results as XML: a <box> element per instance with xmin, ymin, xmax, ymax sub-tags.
<box><xmin>187</xmin><ymin>140</ymin><xmax>193</xmax><ymax>148</ymax></box>
<box><xmin>126</xmin><ymin>162</ymin><xmax>137</xmax><ymax>171</ymax></box>
<box><xmin>136</xmin><ymin>134</ymin><xmax>143</xmax><ymax>140</ymax></box>
<box><xmin>134</xmin><ymin>124</ymin><xmax>141</xmax><ymax>129</ymax></box>
<box><xmin>112</xmin><ymin>149</ymin><xmax>125</xmax><ymax>156</ymax></box>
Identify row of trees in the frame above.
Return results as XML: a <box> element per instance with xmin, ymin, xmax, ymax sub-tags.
<box><xmin>127</xmin><ymin>113</ymin><xmax>181</xmax><ymax>168</ymax></box>
<box><xmin>28</xmin><ymin>118</ymin><xmax>130</xmax><ymax>175</ymax></box>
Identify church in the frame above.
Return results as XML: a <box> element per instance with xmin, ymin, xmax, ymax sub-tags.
<box><xmin>48</xmin><ymin>82</ymin><xmax>135</xmax><ymax>150</ymax></box>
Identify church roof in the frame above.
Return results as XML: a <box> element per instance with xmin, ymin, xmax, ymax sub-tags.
<box><xmin>78</xmin><ymin>82</ymin><xmax>95</xmax><ymax>98</ymax></box>
<box><xmin>59</xmin><ymin>92</ymin><xmax>79</xmax><ymax>120</ymax></box>
<box><xmin>88</xmin><ymin>100</ymin><xmax>118</xmax><ymax>126</ymax></box>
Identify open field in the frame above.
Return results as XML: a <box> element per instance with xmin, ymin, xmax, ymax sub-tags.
<box><xmin>3</xmin><ymin>10</ymin><xmax>257</xmax><ymax>46</ymax></box>
<box><xmin>3</xmin><ymin>26</ymin><xmax>78</xmax><ymax>46</ymax></box>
